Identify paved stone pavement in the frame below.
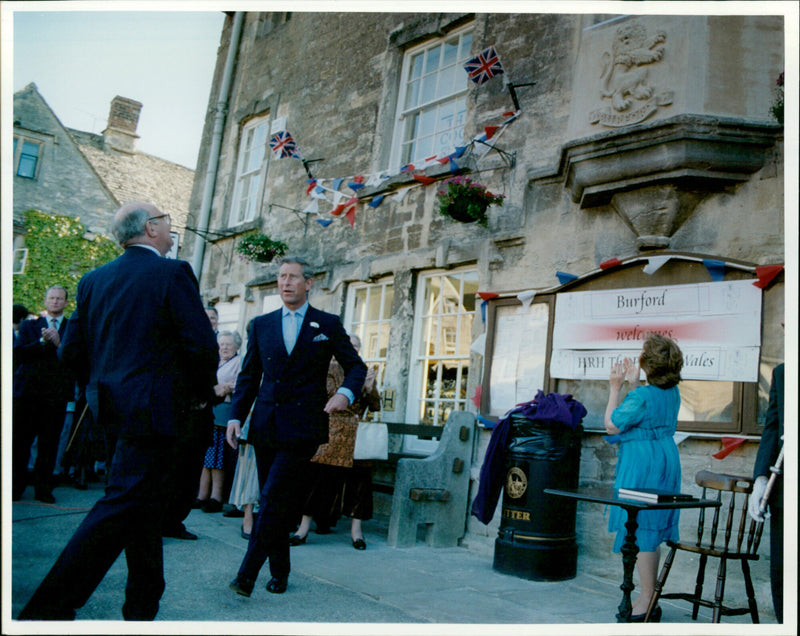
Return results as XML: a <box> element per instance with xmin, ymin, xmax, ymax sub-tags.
<box><xmin>7</xmin><ymin>480</ymin><xmax>784</xmax><ymax>634</ymax></box>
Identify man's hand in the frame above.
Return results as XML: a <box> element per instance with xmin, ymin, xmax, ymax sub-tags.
<box><xmin>226</xmin><ymin>420</ymin><xmax>242</xmax><ymax>450</ymax></box>
<box><xmin>748</xmin><ymin>475</ymin><xmax>770</xmax><ymax>522</ymax></box>
<box><xmin>324</xmin><ymin>392</ymin><xmax>350</xmax><ymax>414</ymax></box>
<box><xmin>41</xmin><ymin>326</ymin><xmax>61</xmax><ymax>347</ymax></box>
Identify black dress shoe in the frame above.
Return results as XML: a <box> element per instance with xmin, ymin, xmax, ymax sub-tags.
<box><xmin>229</xmin><ymin>575</ymin><xmax>255</xmax><ymax>597</ymax></box>
<box><xmin>630</xmin><ymin>605</ymin><xmax>661</xmax><ymax>623</ymax></box>
<box><xmin>34</xmin><ymin>491</ymin><xmax>55</xmax><ymax>504</ymax></box>
<box><xmin>266</xmin><ymin>577</ymin><xmax>287</xmax><ymax>594</ymax></box>
<box><xmin>352</xmin><ymin>538</ymin><xmax>367</xmax><ymax>550</ymax></box>
<box><xmin>241</xmin><ymin>525</ymin><xmax>251</xmax><ymax>540</ymax></box>
<box><xmin>163</xmin><ymin>526</ymin><xmax>198</xmax><ymax>540</ymax></box>
<box><xmin>191</xmin><ymin>498</ymin><xmax>207</xmax><ymax>509</ymax></box>
<box><xmin>224</xmin><ymin>508</ymin><xmax>245</xmax><ymax>518</ymax></box>
<box><xmin>289</xmin><ymin>534</ymin><xmax>307</xmax><ymax>546</ymax></box>
<box><xmin>202</xmin><ymin>498</ymin><xmax>223</xmax><ymax>513</ymax></box>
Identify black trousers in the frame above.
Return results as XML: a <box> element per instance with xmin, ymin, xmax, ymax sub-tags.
<box><xmin>18</xmin><ymin>435</ymin><xmax>173</xmax><ymax>621</ymax></box>
<box><xmin>238</xmin><ymin>442</ymin><xmax>316</xmax><ymax>582</ymax></box>
<box><xmin>13</xmin><ymin>398</ymin><xmax>67</xmax><ymax>498</ymax></box>
<box><xmin>161</xmin><ymin>406</ymin><xmax>213</xmax><ymax>533</ymax></box>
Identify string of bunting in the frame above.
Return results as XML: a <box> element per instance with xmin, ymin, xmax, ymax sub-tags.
<box><xmin>472</xmin><ymin>257</ymin><xmax>783</xmax><ymax>312</ymax></box>
<box><xmin>268</xmin><ymin>43</ymin><xmax>526</xmax><ymax>229</ymax></box>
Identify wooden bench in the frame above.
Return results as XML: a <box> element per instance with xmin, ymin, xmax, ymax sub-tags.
<box><xmin>376</xmin><ymin>411</ymin><xmax>475</xmax><ymax>548</ymax></box>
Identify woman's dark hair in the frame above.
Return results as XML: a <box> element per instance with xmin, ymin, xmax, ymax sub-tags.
<box><xmin>639</xmin><ymin>333</ymin><xmax>683</xmax><ymax>389</ymax></box>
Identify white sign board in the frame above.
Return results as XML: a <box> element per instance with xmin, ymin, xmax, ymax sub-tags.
<box><xmin>550</xmin><ymin>280</ymin><xmax>761</xmax><ymax>382</ymax></box>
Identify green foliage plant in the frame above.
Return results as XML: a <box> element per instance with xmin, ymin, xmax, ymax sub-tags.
<box><xmin>436</xmin><ymin>176</ymin><xmax>505</xmax><ymax>228</ymax></box>
<box><xmin>235</xmin><ymin>232</ymin><xmax>288</xmax><ymax>263</ymax></box>
<box><xmin>13</xmin><ymin>209</ymin><xmax>122</xmax><ymax>315</ymax></box>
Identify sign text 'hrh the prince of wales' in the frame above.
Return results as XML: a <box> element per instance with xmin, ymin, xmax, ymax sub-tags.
<box><xmin>549</xmin><ymin>280</ymin><xmax>761</xmax><ymax>382</ymax></box>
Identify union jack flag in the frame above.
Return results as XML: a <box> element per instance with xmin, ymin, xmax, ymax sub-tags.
<box><xmin>269</xmin><ymin>130</ymin><xmax>302</xmax><ymax>159</ymax></box>
<box><xmin>463</xmin><ymin>45</ymin><xmax>504</xmax><ymax>85</ymax></box>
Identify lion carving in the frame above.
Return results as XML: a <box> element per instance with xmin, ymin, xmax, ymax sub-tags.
<box><xmin>600</xmin><ymin>23</ymin><xmax>667</xmax><ymax>112</ymax></box>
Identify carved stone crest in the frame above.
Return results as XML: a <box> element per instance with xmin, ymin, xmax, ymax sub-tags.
<box><xmin>589</xmin><ymin>22</ymin><xmax>673</xmax><ymax>127</ymax></box>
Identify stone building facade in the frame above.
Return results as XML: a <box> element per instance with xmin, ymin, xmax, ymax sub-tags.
<box><xmin>183</xmin><ymin>11</ymin><xmax>787</xmax><ymax>612</ymax></box>
<box><xmin>12</xmin><ymin>84</ymin><xmax>194</xmax><ymax>256</ymax></box>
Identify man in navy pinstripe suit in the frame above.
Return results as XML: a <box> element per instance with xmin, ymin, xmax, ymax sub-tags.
<box><xmin>18</xmin><ymin>202</ymin><xmax>218</xmax><ymax>621</ymax></box>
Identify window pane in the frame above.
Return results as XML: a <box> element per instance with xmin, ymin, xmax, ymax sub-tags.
<box><xmin>419</xmin><ymin>108</ymin><xmax>436</xmax><ymax>138</ymax></box>
<box><xmin>442</xmin><ymin>37</ymin><xmax>459</xmax><ymax>67</ymax></box>
<box><xmin>678</xmin><ymin>381</ymin><xmax>734</xmax><ymax>423</ymax></box>
<box><xmin>405</xmin><ymin>78</ymin><xmax>420</xmax><ymax>109</ymax></box>
<box><xmin>409</xmin><ymin>52</ymin><xmax>424</xmax><ymax>81</ymax></box>
<box><xmin>382</xmin><ymin>286</ymin><xmax>394</xmax><ymax>318</ymax></box>
<box><xmin>420</xmin><ymin>73</ymin><xmax>437</xmax><ymax>104</ymax></box>
<box><xmin>438</xmin><ymin>65</ymin><xmax>457</xmax><ymax>99</ymax></box>
<box><xmin>424</xmin><ymin>45</ymin><xmax>441</xmax><ymax>74</ymax></box>
<box><xmin>17</xmin><ymin>155</ymin><xmax>38</xmax><ymax>178</ymax></box>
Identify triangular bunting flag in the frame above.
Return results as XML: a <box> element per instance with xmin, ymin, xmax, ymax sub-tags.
<box><xmin>302</xmin><ymin>199</ymin><xmax>319</xmax><ymax>214</ymax></box>
<box><xmin>600</xmin><ymin>257</ymin><xmax>622</xmax><ymax>270</ymax></box>
<box><xmin>470</xmin><ymin>385</ymin><xmax>482</xmax><ymax>408</ymax></box>
<box><xmin>556</xmin><ymin>271</ymin><xmax>578</xmax><ymax>285</ymax></box>
<box><xmin>332</xmin><ymin>177</ymin><xmax>344</xmax><ymax>191</ymax></box>
<box><xmin>448</xmin><ymin>158</ymin><xmax>460</xmax><ymax>173</ymax></box>
<box><xmin>345</xmin><ymin>205</ymin><xmax>357</xmax><ymax>228</ymax></box>
<box><xmin>485</xmin><ymin>125</ymin><xmax>500</xmax><ymax>140</ymax></box>
<box><xmin>353</xmin><ymin>174</ymin><xmax>364</xmax><ymax>184</ymax></box>
<box><xmin>517</xmin><ymin>290</ymin><xmax>536</xmax><ymax>310</ymax></box>
<box><xmin>753</xmin><ymin>264</ymin><xmax>783</xmax><ymax>289</ymax></box>
<box><xmin>477</xmin><ymin>292</ymin><xmax>499</xmax><ymax>301</ymax></box>
<box><xmin>316</xmin><ymin>218</ymin><xmax>333</xmax><ymax>227</ymax></box>
<box><xmin>367</xmin><ymin>194</ymin><xmax>385</xmax><ymax>208</ymax></box>
<box><xmin>712</xmin><ymin>436</ymin><xmax>746</xmax><ymax>459</ymax></box>
<box><xmin>330</xmin><ymin>202</ymin><xmax>347</xmax><ymax>216</ymax></box>
<box><xmin>348</xmin><ymin>181</ymin><xmax>365</xmax><ymax>192</ymax></box>
<box><xmin>400</xmin><ymin>163</ymin><xmax>415</xmax><ymax>173</ymax></box>
<box><xmin>453</xmin><ymin>146</ymin><xmax>467</xmax><ymax>158</ymax></box>
<box><xmin>306</xmin><ymin>179</ymin><xmax>317</xmax><ymax>195</ymax></box>
<box><xmin>642</xmin><ymin>255</ymin><xmax>671</xmax><ymax>275</ymax></box>
<box><xmin>332</xmin><ymin>191</ymin><xmax>345</xmax><ymax>206</ymax></box>
<box><xmin>703</xmin><ymin>258</ymin><xmax>726</xmax><ymax>282</ymax></box>
<box><xmin>392</xmin><ymin>186</ymin><xmax>413</xmax><ymax>204</ymax></box>
<box><xmin>413</xmin><ymin>174</ymin><xmax>436</xmax><ymax>185</ymax></box>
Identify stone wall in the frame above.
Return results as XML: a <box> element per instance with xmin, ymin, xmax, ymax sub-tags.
<box><xmin>184</xmin><ymin>12</ymin><xmax>785</xmax><ymax>605</ymax></box>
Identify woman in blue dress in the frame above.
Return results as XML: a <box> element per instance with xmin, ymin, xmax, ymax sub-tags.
<box><xmin>604</xmin><ymin>333</ymin><xmax>684</xmax><ymax>622</ymax></box>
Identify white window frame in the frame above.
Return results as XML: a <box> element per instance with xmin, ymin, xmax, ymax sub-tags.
<box><xmin>404</xmin><ymin>267</ymin><xmax>478</xmax><ymax>453</ymax></box>
<box><xmin>229</xmin><ymin>115</ymin><xmax>270</xmax><ymax>226</ymax></box>
<box><xmin>343</xmin><ymin>278</ymin><xmax>394</xmax><ymax>397</ymax></box>
<box><xmin>389</xmin><ymin>25</ymin><xmax>474</xmax><ymax>172</ymax></box>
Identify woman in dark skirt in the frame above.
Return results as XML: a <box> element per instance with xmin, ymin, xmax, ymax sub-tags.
<box><xmin>291</xmin><ymin>335</ymin><xmax>381</xmax><ymax>549</ymax></box>
<box><xmin>195</xmin><ymin>330</ymin><xmax>242</xmax><ymax>512</ymax></box>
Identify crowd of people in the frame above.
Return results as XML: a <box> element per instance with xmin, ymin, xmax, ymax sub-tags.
<box><xmin>13</xmin><ymin>200</ymin><xmax>784</xmax><ymax>624</ymax></box>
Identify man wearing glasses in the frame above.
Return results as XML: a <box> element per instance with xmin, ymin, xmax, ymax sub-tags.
<box><xmin>18</xmin><ymin>202</ymin><xmax>218</xmax><ymax>621</ymax></box>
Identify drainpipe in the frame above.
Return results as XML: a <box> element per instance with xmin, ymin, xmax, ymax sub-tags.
<box><xmin>191</xmin><ymin>11</ymin><xmax>245</xmax><ymax>281</ymax></box>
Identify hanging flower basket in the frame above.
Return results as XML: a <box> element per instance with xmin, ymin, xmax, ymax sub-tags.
<box><xmin>235</xmin><ymin>232</ymin><xmax>288</xmax><ymax>263</ymax></box>
<box><xmin>436</xmin><ymin>176</ymin><xmax>504</xmax><ymax>228</ymax></box>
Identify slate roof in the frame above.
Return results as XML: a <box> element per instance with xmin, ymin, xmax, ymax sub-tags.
<box><xmin>68</xmin><ymin>128</ymin><xmax>194</xmax><ymax>236</ymax></box>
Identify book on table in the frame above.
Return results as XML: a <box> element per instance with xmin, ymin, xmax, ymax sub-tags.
<box><xmin>617</xmin><ymin>487</ymin><xmax>695</xmax><ymax>503</ymax></box>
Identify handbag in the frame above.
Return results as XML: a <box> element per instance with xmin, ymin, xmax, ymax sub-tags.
<box><xmin>353</xmin><ymin>420</ymin><xmax>388</xmax><ymax>460</ymax></box>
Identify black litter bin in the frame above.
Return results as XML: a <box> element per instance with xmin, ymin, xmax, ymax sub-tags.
<box><xmin>493</xmin><ymin>412</ymin><xmax>583</xmax><ymax>581</ymax></box>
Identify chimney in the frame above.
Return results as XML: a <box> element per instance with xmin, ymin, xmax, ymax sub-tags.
<box><xmin>102</xmin><ymin>96</ymin><xmax>142</xmax><ymax>154</ymax></box>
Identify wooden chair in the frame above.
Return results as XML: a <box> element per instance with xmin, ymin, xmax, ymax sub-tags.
<box><xmin>645</xmin><ymin>470</ymin><xmax>765</xmax><ymax>623</ymax></box>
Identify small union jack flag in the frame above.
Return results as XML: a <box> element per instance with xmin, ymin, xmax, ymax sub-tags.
<box><xmin>269</xmin><ymin>130</ymin><xmax>302</xmax><ymax>159</ymax></box>
<box><xmin>463</xmin><ymin>45</ymin><xmax>504</xmax><ymax>85</ymax></box>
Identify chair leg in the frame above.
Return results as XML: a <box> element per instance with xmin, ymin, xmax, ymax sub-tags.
<box><xmin>740</xmin><ymin>560</ymin><xmax>760</xmax><ymax>623</ymax></box>
<box><xmin>712</xmin><ymin>556</ymin><xmax>727</xmax><ymax>623</ymax></box>
<box><xmin>692</xmin><ymin>553</ymin><xmax>708</xmax><ymax>620</ymax></box>
<box><xmin>647</xmin><ymin>546</ymin><xmax>675</xmax><ymax>621</ymax></box>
